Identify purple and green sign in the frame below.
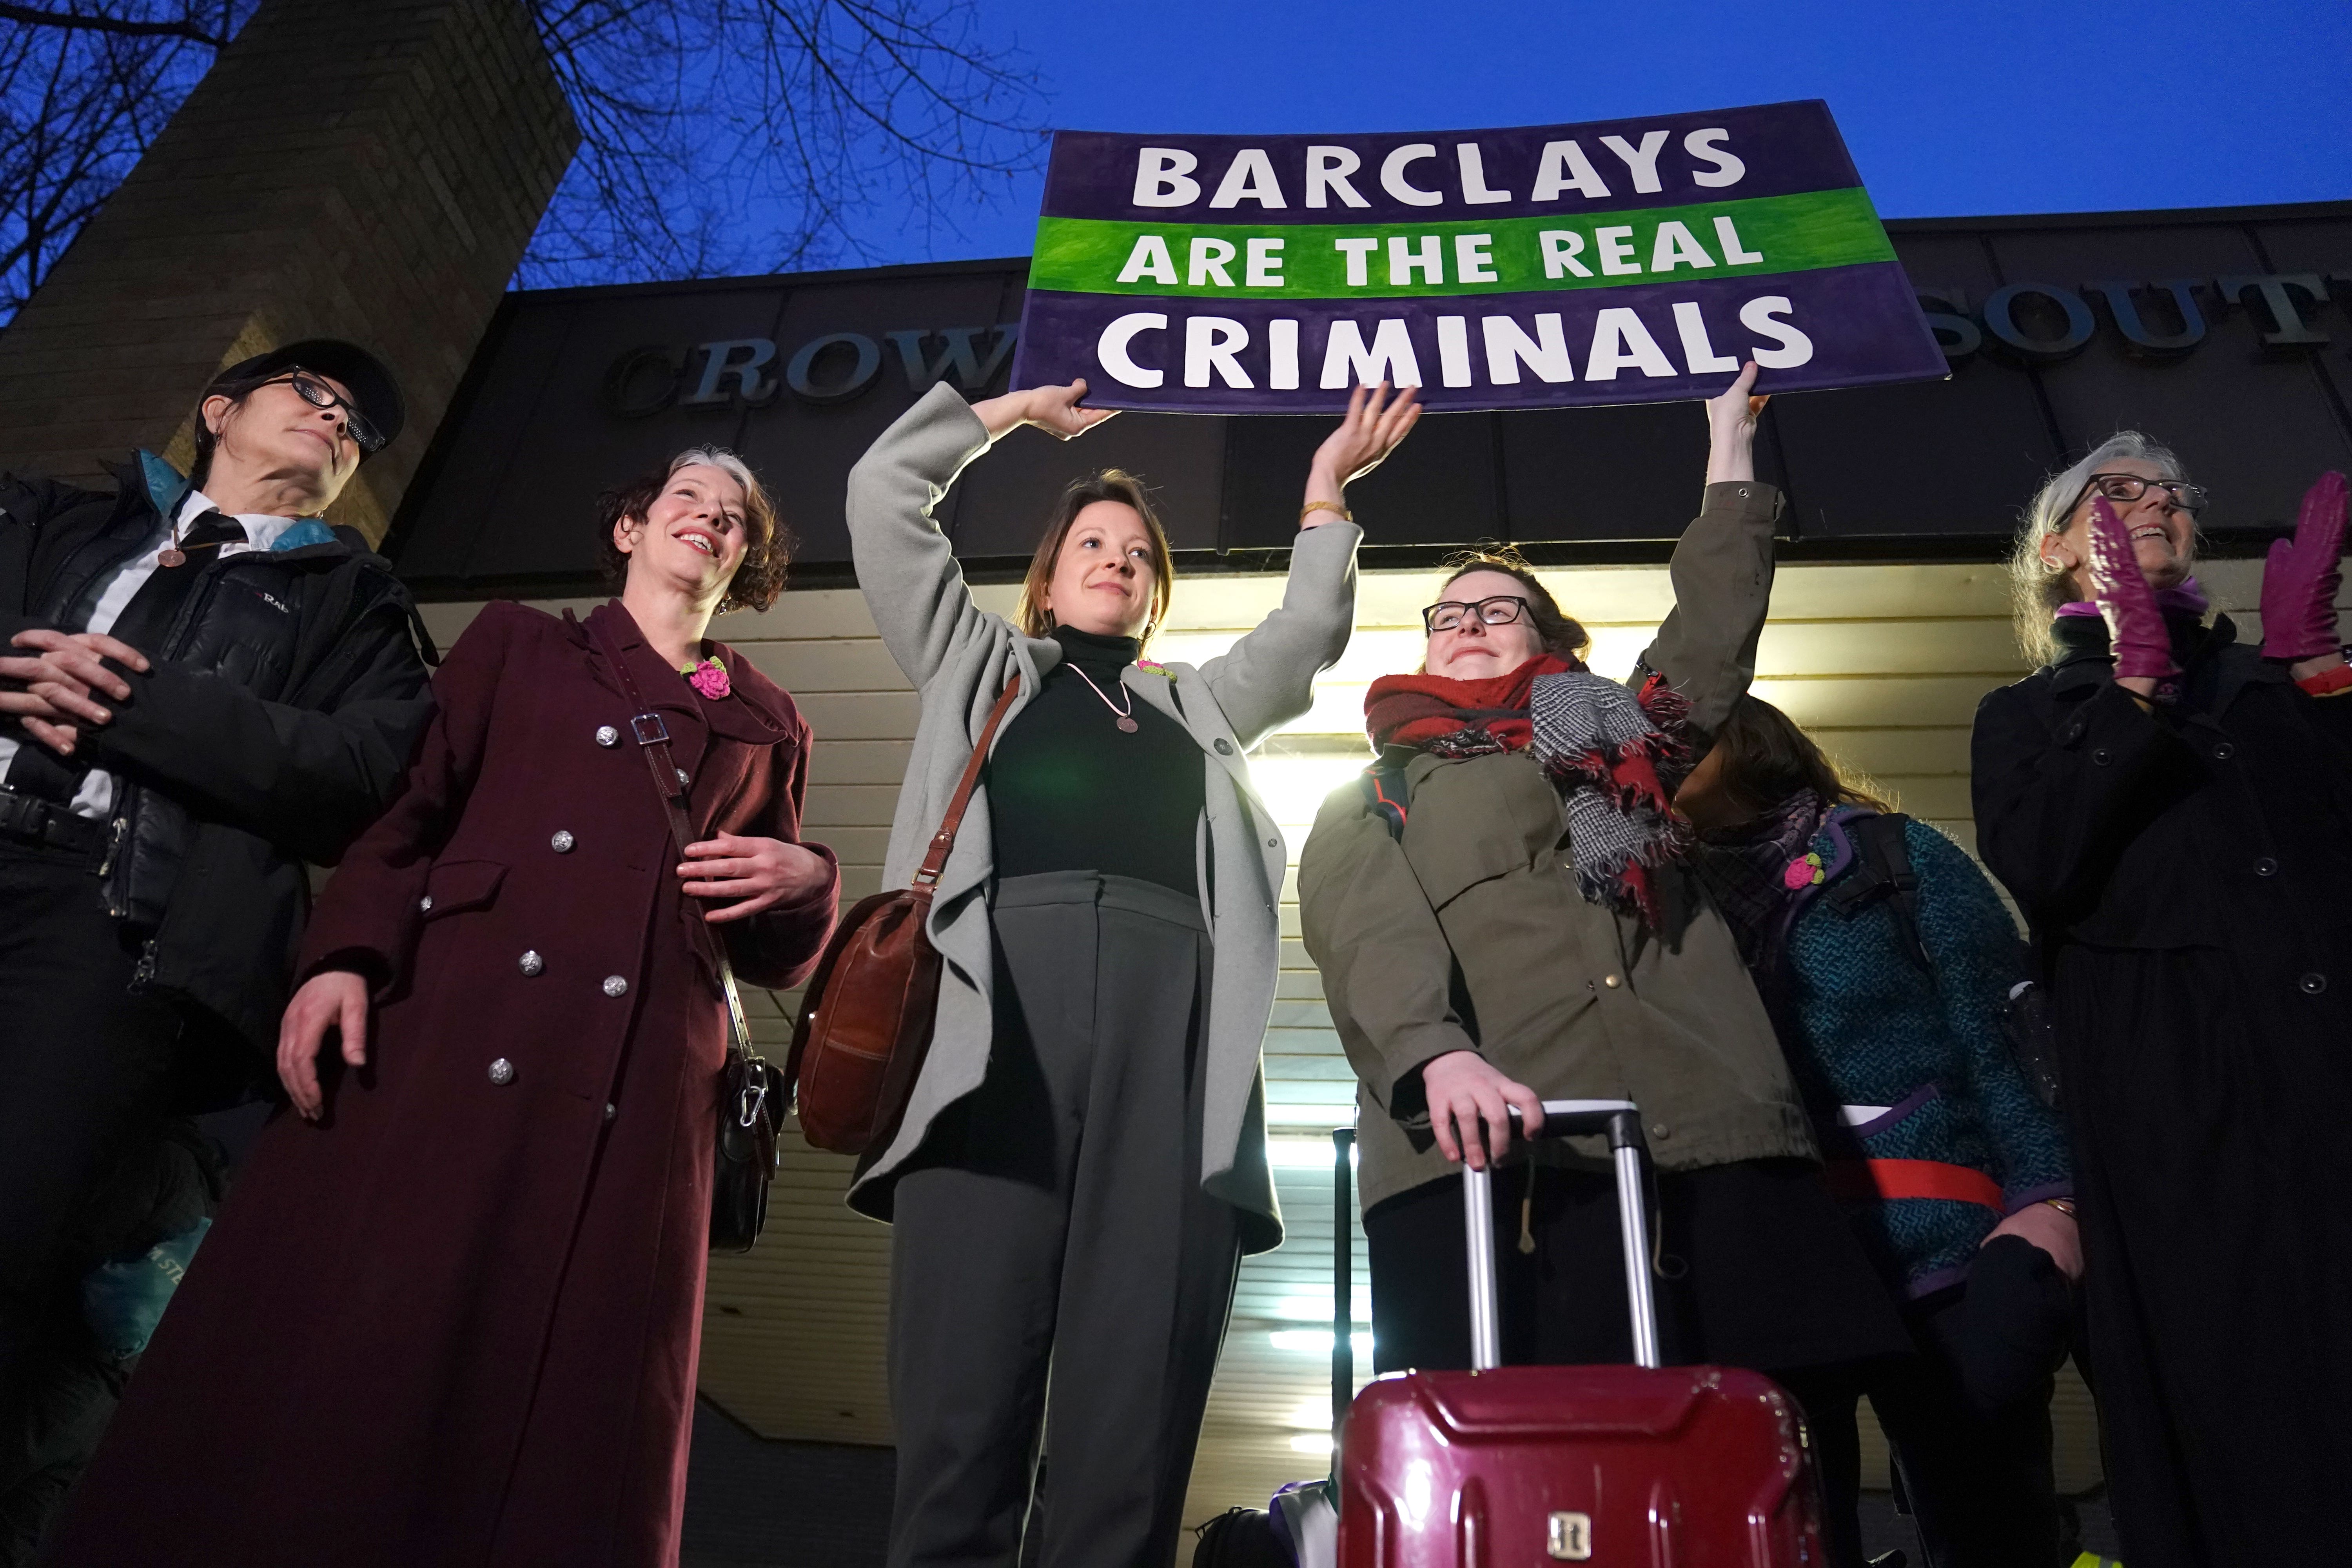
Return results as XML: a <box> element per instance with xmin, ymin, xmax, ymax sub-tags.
<box><xmin>1011</xmin><ymin>100</ymin><xmax>1946</xmax><ymax>413</ymax></box>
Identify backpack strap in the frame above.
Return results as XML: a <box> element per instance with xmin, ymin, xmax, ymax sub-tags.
<box><xmin>1357</xmin><ymin>749</ymin><xmax>1412</xmax><ymax>841</ymax></box>
<box><xmin>1824</xmin><ymin>811</ymin><xmax>1930</xmax><ymax>974</ymax></box>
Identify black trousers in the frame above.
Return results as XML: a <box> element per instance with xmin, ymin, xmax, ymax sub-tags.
<box><xmin>1835</xmin><ymin>1235</ymin><xmax>2070</xmax><ymax>1568</ymax></box>
<box><xmin>886</xmin><ymin>873</ymin><xmax>1242</xmax><ymax>1568</ymax></box>
<box><xmin>0</xmin><ymin>838</ymin><xmax>181</xmax><ymax>1438</ymax></box>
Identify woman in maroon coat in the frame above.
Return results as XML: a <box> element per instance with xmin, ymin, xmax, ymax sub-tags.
<box><xmin>42</xmin><ymin>448</ymin><xmax>840</xmax><ymax>1568</ymax></box>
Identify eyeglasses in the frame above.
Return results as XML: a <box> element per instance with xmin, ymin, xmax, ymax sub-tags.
<box><xmin>262</xmin><ymin>371</ymin><xmax>386</xmax><ymax>455</ymax></box>
<box><xmin>1422</xmin><ymin>595</ymin><xmax>1534</xmax><ymax>635</ymax></box>
<box><xmin>2080</xmin><ymin>472</ymin><xmax>2208</xmax><ymax>514</ymax></box>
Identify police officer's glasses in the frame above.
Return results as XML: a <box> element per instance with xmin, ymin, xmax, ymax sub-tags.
<box><xmin>263</xmin><ymin>371</ymin><xmax>387</xmax><ymax>455</ymax></box>
<box><xmin>2082</xmin><ymin>472</ymin><xmax>2209</xmax><ymax>514</ymax></box>
<box><xmin>1423</xmin><ymin>595</ymin><xmax>1534</xmax><ymax>635</ymax></box>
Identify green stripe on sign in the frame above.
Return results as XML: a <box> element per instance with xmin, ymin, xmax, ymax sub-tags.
<box><xmin>1027</xmin><ymin>187</ymin><xmax>1893</xmax><ymax>301</ymax></box>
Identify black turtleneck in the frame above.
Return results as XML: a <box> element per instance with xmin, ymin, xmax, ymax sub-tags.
<box><xmin>987</xmin><ymin>626</ymin><xmax>1205</xmax><ymax>896</ymax></box>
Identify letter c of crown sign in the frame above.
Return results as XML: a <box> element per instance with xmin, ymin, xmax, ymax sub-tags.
<box><xmin>1546</xmin><ymin>1512</ymin><xmax>1593</xmax><ymax>1560</ymax></box>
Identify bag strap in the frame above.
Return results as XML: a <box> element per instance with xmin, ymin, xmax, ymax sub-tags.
<box><xmin>914</xmin><ymin>679</ymin><xmax>1020</xmax><ymax>888</ymax></box>
<box><xmin>586</xmin><ymin>612</ymin><xmax>755</xmax><ymax>1062</ymax></box>
<box><xmin>1826</xmin><ymin>811</ymin><xmax>1930</xmax><ymax>974</ymax></box>
<box><xmin>1357</xmin><ymin>746</ymin><xmax>1413</xmax><ymax>842</ymax></box>
<box><xmin>1865</xmin><ymin>813</ymin><xmax>1927</xmax><ymax>973</ymax></box>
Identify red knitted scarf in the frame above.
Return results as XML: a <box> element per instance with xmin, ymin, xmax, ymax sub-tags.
<box><xmin>1363</xmin><ymin>653</ymin><xmax>1577</xmax><ymax>751</ymax></box>
<box><xmin>1364</xmin><ymin>653</ymin><xmax>1693</xmax><ymax>926</ymax></box>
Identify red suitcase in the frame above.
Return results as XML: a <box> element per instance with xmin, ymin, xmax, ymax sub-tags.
<box><xmin>1337</xmin><ymin>1100</ymin><xmax>1826</xmax><ymax>1566</ymax></box>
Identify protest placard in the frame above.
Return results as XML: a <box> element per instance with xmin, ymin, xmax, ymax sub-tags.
<box><xmin>1010</xmin><ymin>100</ymin><xmax>1945</xmax><ymax>413</ymax></box>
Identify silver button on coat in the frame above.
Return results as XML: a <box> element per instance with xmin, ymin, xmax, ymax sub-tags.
<box><xmin>551</xmin><ymin>830</ymin><xmax>575</xmax><ymax>853</ymax></box>
<box><xmin>604</xmin><ymin>1103</ymin><xmax>617</xmax><ymax>1122</ymax></box>
<box><xmin>519</xmin><ymin>950</ymin><xmax>544</xmax><ymax>977</ymax></box>
<box><xmin>602</xmin><ymin>975</ymin><xmax>629</xmax><ymax>998</ymax></box>
<box><xmin>595</xmin><ymin>725</ymin><xmax>620</xmax><ymax>747</ymax></box>
<box><xmin>419</xmin><ymin>895</ymin><xmax>434</xmax><ymax>913</ymax></box>
<box><xmin>488</xmin><ymin>1058</ymin><xmax>515</xmax><ymax>1085</ymax></box>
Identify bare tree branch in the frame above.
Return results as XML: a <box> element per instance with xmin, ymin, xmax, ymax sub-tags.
<box><xmin>518</xmin><ymin>0</ymin><xmax>1047</xmax><ymax>285</ymax></box>
<box><xmin>0</xmin><ymin>1</ymin><xmax>227</xmax><ymax>45</ymax></box>
<box><xmin>0</xmin><ymin>0</ymin><xmax>1050</xmax><ymax>321</ymax></box>
<box><xmin>0</xmin><ymin>1</ymin><xmax>230</xmax><ymax>318</ymax></box>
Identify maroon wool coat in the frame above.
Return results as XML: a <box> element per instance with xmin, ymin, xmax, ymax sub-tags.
<box><xmin>44</xmin><ymin>601</ymin><xmax>839</xmax><ymax>1568</ymax></box>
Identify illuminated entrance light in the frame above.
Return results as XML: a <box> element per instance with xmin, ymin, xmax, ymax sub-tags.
<box><xmin>1272</xmin><ymin>1296</ymin><xmax>1371</xmax><ymax>1327</ymax></box>
<box><xmin>1263</xmin><ymin>1102</ymin><xmax>1361</xmax><ymax>1129</ymax></box>
<box><xmin>1267</xmin><ymin>1136</ymin><xmax>1359</xmax><ymax>1169</ymax></box>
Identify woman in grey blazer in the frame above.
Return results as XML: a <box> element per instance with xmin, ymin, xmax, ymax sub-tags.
<box><xmin>846</xmin><ymin>376</ymin><xmax>1418</xmax><ymax>1568</ymax></box>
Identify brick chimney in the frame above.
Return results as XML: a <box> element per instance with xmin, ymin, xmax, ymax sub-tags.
<box><xmin>0</xmin><ymin>0</ymin><xmax>578</xmax><ymax>542</ymax></box>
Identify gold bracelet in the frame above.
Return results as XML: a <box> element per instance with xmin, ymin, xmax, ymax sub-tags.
<box><xmin>1300</xmin><ymin>499</ymin><xmax>1352</xmax><ymax>524</ymax></box>
<box><xmin>2043</xmin><ymin>1198</ymin><xmax>2077</xmax><ymax>1218</ymax></box>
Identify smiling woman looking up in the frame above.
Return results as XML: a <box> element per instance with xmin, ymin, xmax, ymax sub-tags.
<box><xmin>846</xmin><ymin>374</ymin><xmax>1417</xmax><ymax>1568</ymax></box>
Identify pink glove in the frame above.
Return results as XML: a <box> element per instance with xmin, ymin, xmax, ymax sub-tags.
<box><xmin>2261</xmin><ymin>470</ymin><xmax>2348</xmax><ymax>661</ymax></box>
<box><xmin>2086</xmin><ymin>495</ymin><xmax>2178</xmax><ymax>682</ymax></box>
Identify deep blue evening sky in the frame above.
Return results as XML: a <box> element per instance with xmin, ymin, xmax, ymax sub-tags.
<box><xmin>864</xmin><ymin>0</ymin><xmax>2350</xmax><ymax>265</ymax></box>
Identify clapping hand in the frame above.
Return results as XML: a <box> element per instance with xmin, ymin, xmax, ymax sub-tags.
<box><xmin>2086</xmin><ymin>495</ymin><xmax>2178</xmax><ymax>689</ymax></box>
<box><xmin>2260</xmin><ymin>470</ymin><xmax>2348</xmax><ymax>666</ymax></box>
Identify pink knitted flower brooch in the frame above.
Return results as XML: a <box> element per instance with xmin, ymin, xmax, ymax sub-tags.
<box><xmin>684</xmin><ymin>655</ymin><xmax>731</xmax><ymax>699</ymax></box>
<box><xmin>1783</xmin><ymin>851</ymin><xmax>1825</xmax><ymax>891</ymax></box>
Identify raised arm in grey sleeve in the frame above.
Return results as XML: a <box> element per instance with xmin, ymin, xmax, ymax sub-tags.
<box><xmin>1634</xmin><ymin>480</ymin><xmax>1782</xmax><ymax>740</ymax></box>
<box><xmin>844</xmin><ymin>383</ymin><xmax>1000</xmax><ymax>691</ymax></box>
<box><xmin>1198</xmin><ymin>520</ymin><xmax>1362</xmax><ymax>750</ymax></box>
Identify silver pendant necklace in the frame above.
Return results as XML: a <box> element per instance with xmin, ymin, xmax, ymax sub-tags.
<box><xmin>1068</xmin><ymin>663</ymin><xmax>1140</xmax><ymax>733</ymax></box>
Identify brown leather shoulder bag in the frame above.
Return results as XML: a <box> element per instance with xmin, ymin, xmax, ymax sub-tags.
<box><xmin>786</xmin><ymin>680</ymin><xmax>1018</xmax><ymax>1156</ymax></box>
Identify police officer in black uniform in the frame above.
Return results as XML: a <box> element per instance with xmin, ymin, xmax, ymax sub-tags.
<box><xmin>0</xmin><ymin>341</ymin><xmax>434</xmax><ymax>1519</ymax></box>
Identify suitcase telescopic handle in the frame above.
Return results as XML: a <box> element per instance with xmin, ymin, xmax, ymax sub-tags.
<box><xmin>1462</xmin><ymin>1100</ymin><xmax>1661</xmax><ymax>1373</ymax></box>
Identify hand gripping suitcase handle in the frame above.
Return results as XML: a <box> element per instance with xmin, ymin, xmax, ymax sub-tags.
<box><xmin>1462</xmin><ymin>1100</ymin><xmax>1661</xmax><ymax>1372</ymax></box>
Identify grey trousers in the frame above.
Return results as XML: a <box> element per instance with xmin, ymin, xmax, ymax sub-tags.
<box><xmin>886</xmin><ymin>872</ymin><xmax>1243</xmax><ymax>1568</ymax></box>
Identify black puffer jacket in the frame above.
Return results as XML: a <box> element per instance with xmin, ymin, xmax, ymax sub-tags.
<box><xmin>0</xmin><ymin>453</ymin><xmax>434</xmax><ymax>1089</ymax></box>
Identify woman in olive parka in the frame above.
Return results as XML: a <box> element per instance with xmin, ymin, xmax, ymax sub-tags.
<box><xmin>1300</xmin><ymin>364</ymin><xmax>1907</xmax><ymax>1568</ymax></box>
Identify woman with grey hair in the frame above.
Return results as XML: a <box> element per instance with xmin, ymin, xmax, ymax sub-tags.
<box><xmin>1971</xmin><ymin>436</ymin><xmax>2352</xmax><ymax>1566</ymax></box>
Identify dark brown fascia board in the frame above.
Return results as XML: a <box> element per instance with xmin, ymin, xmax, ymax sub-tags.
<box><xmin>491</xmin><ymin>255</ymin><xmax>1035</xmax><ymax>309</ymax></box>
<box><xmin>1882</xmin><ymin>197</ymin><xmax>2352</xmax><ymax>234</ymax></box>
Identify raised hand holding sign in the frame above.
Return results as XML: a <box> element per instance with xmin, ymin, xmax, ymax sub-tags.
<box><xmin>971</xmin><ymin>377</ymin><xmax>1122</xmax><ymax>442</ymax></box>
